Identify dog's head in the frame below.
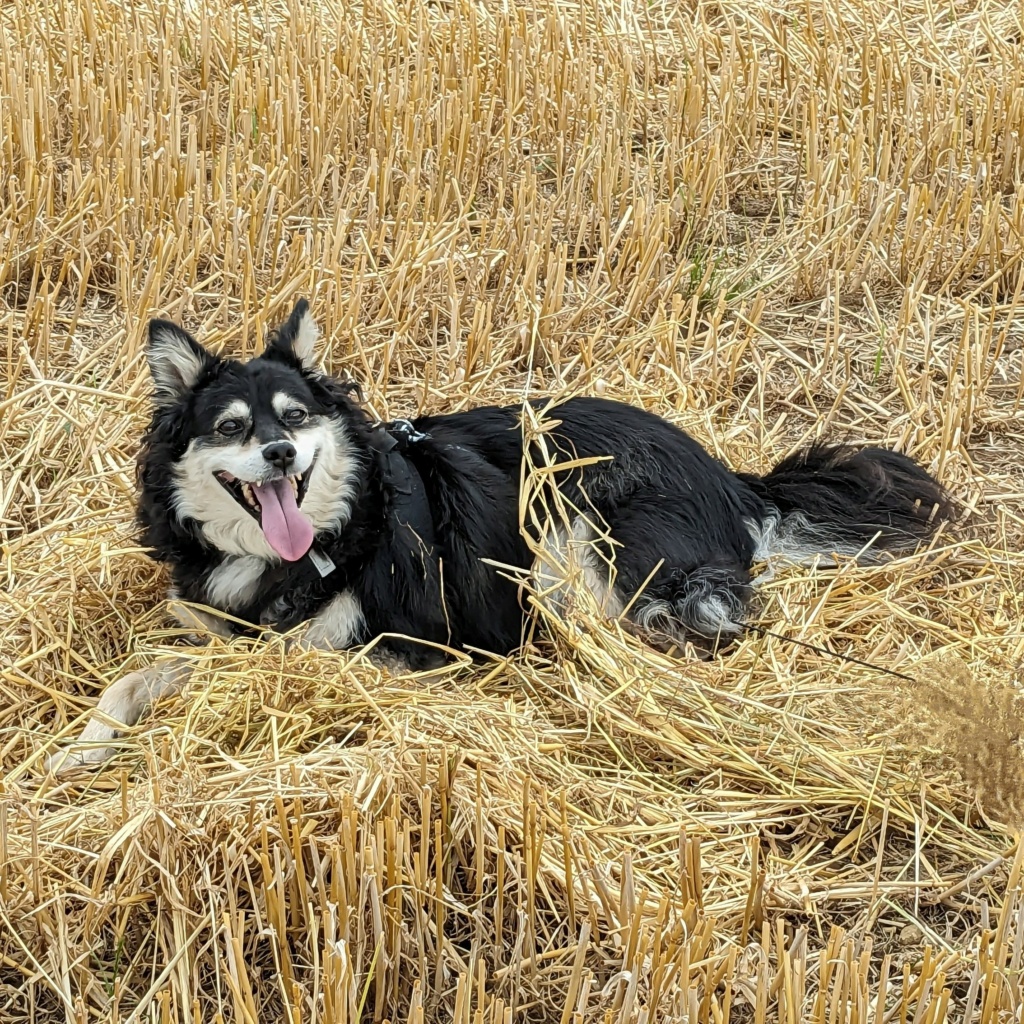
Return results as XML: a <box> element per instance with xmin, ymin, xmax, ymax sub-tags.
<box><xmin>140</xmin><ymin>300</ymin><xmax>363</xmax><ymax>563</ymax></box>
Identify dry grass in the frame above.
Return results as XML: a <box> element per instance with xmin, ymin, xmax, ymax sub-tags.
<box><xmin>2</xmin><ymin>0</ymin><xmax>1024</xmax><ymax>1019</ymax></box>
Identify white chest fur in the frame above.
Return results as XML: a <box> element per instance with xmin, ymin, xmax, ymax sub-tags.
<box><xmin>204</xmin><ymin>555</ymin><xmax>270</xmax><ymax>609</ymax></box>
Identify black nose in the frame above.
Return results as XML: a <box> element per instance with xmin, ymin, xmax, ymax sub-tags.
<box><xmin>262</xmin><ymin>441</ymin><xmax>296</xmax><ymax>470</ymax></box>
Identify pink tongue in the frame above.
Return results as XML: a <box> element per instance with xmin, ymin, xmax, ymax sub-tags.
<box><xmin>252</xmin><ymin>477</ymin><xmax>314</xmax><ymax>561</ymax></box>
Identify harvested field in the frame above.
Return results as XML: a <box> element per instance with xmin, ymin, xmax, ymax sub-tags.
<box><xmin>2</xmin><ymin>0</ymin><xmax>1024</xmax><ymax>1019</ymax></box>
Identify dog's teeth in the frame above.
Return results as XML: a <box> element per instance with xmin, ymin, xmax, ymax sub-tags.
<box><xmin>290</xmin><ymin>475</ymin><xmax>299</xmax><ymax>497</ymax></box>
<box><xmin>242</xmin><ymin>483</ymin><xmax>255</xmax><ymax>507</ymax></box>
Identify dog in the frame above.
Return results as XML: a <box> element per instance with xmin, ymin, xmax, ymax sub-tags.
<box><xmin>47</xmin><ymin>299</ymin><xmax>952</xmax><ymax>769</ymax></box>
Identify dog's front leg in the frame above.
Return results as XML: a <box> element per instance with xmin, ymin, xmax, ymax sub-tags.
<box><xmin>293</xmin><ymin>590</ymin><xmax>365</xmax><ymax>651</ymax></box>
<box><xmin>46</xmin><ymin>658</ymin><xmax>193</xmax><ymax>773</ymax></box>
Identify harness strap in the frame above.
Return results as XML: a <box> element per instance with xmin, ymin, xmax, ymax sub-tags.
<box><xmin>367</xmin><ymin>419</ymin><xmax>436</xmax><ymax>552</ymax></box>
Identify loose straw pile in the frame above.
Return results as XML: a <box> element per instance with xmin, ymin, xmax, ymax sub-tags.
<box><xmin>2</xmin><ymin>0</ymin><xmax>1023</xmax><ymax>1019</ymax></box>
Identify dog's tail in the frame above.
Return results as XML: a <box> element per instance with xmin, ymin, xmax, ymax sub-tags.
<box><xmin>739</xmin><ymin>443</ymin><xmax>953</xmax><ymax>564</ymax></box>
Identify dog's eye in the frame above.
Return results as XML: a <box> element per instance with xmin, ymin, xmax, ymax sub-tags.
<box><xmin>283</xmin><ymin>408</ymin><xmax>307</xmax><ymax>425</ymax></box>
<box><xmin>217</xmin><ymin>419</ymin><xmax>244</xmax><ymax>436</ymax></box>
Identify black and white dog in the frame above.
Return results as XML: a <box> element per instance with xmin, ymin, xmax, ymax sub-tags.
<box><xmin>49</xmin><ymin>299</ymin><xmax>951</xmax><ymax>768</ymax></box>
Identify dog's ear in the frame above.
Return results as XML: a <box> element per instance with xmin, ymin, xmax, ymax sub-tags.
<box><xmin>264</xmin><ymin>298</ymin><xmax>319</xmax><ymax>372</ymax></box>
<box><xmin>147</xmin><ymin>320</ymin><xmax>218</xmax><ymax>405</ymax></box>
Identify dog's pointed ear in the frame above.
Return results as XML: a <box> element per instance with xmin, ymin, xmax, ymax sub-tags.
<box><xmin>264</xmin><ymin>298</ymin><xmax>319</xmax><ymax>371</ymax></box>
<box><xmin>147</xmin><ymin>320</ymin><xmax>217</xmax><ymax>405</ymax></box>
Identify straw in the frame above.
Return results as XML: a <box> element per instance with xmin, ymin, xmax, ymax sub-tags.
<box><xmin>2</xmin><ymin>0</ymin><xmax>1024</xmax><ymax>1019</ymax></box>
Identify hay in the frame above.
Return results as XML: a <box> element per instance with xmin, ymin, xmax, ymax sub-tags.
<box><xmin>2</xmin><ymin>0</ymin><xmax>1024</xmax><ymax>1019</ymax></box>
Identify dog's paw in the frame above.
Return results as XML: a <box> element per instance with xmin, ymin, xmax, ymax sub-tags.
<box><xmin>43</xmin><ymin>659</ymin><xmax>193</xmax><ymax>770</ymax></box>
<box><xmin>44</xmin><ymin>664</ymin><xmax>190</xmax><ymax>775</ymax></box>
<box><xmin>44</xmin><ymin>744</ymin><xmax>115</xmax><ymax>774</ymax></box>
<box><xmin>44</xmin><ymin>719</ymin><xmax>123</xmax><ymax>774</ymax></box>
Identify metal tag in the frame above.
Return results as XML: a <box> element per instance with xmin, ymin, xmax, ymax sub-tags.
<box><xmin>308</xmin><ymin>548</ymin><xmax>336</xmax><ymax>577</ymax></box>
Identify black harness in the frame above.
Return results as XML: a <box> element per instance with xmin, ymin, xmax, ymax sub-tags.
<box><xmin>365</xmin><ymin>419</ymin><xmax>436</xmax><ymax>553</ymax></box>
<box><xmin>246</xmin><ymin>419</ymin><xmax>435</xmax><ymax>631</ymax></box>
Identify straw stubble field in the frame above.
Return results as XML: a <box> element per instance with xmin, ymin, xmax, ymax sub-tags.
<box><xmin>2</xmin><ymin>0</ymin><xmax>1024</xmax><ymax>1020</ymax></box>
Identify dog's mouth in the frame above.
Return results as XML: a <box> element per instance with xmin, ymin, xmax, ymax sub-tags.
<box><xmin>215</xmin><ymin>465</ymin><xmax>313</xmax><ymax>514</ymax></box>
<box><xmin>214</xmin><ymin>457</ymin><xmax>317</xmax><ymax>562</ymax></box>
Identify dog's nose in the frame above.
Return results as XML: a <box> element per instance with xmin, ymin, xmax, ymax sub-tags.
<box><xmin>262</xmin><ymin>441</ymin><xmax>297</xmax><ymax>470</ymax></box>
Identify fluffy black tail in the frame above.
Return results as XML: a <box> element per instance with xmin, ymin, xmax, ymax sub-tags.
<box><xmin>739</xmin><ymin>443</ymin><xmax>954</xmax><ymax>563</ymax></box>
